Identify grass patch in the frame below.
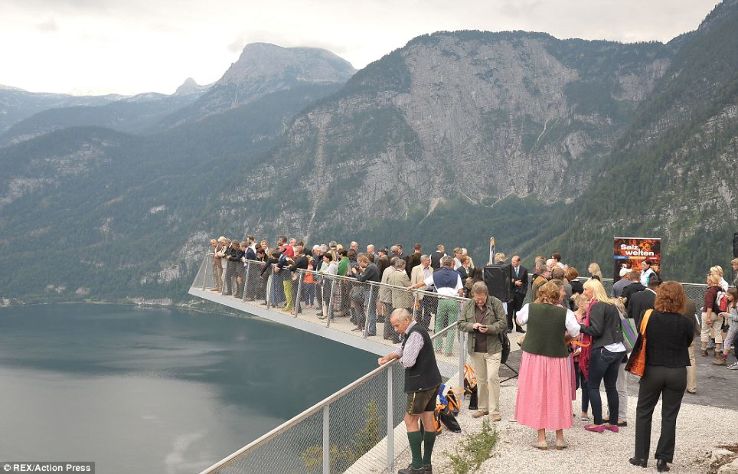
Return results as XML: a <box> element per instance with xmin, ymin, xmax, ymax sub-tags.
<box><xmin>446</xmin><ymin>419</ymin><xmax>498</xmax><ymax>474</ymax></box>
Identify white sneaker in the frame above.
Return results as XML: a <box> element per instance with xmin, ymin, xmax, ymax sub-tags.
<box><xmin>727</xmin><ymin>362</ymin><xmax>738</xmax><ymax>370</ymax></box>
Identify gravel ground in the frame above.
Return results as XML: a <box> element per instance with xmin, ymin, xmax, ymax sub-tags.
<box><xmin>394</xmin><ymin>382</ymin><xmax>736</xmax><ymax>473</ymax></box>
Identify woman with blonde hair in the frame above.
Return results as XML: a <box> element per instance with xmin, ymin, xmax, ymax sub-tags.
<box><xmin>576</xmin><ymin>278</ymin><xmax>626</xmax><ymax>433</ymax></box>
<box><xmin>515</xmin><ymin>281</ymin><xmax>580</xmax><ymax>449</ymax></box>
<box><xmin>709</xmin><ymin>265</ymin><xmax>729</xmax><ymax>291</ymax></box>
<box><xmin>588</xmin><ymin>262</ymin><xmax>603</xmax><ymax>281</ymax></box>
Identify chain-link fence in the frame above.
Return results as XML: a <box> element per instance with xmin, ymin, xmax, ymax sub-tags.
<box><xmin>201</xmin><ymin>321</ymin><xmax>466</xmax><ymax>474</ymax></box>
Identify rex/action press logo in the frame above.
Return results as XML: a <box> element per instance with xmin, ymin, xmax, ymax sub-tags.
<box><xmin>1</xmin><ymin>463</ymin><xmax>94</xmax><ymax>473</ymax></box>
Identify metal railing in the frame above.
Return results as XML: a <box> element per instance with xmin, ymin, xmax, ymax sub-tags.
<box><xmin>200</xmin><ymin>321</ymin><xmax>466</xmax><ymax>474</ymax></box>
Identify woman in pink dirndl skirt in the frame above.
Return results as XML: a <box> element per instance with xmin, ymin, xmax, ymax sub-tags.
<box><xmin>515</xmin><ymin>280</ymin><xmax>581</xmax><ymax>449</ymax></box>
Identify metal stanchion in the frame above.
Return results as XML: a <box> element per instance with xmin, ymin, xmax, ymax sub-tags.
<box><xmin>294</xmin><ymin>271</ymin><xmax>303</xmax><ymax>318</ymax></box>
<box><xmin>326</xmin><ymin>276</ymin><xmax>336</xmax><ymax>327</ymax></box>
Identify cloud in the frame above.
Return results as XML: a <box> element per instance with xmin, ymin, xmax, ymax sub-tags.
<box><xmin>36</xmin><ymin>19</ymin><xmax>58</xmax><ymax>32</ymax></box>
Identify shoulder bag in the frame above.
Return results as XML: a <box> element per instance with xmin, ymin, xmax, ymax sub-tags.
<box><xmin>625</xmin><ymin>309</ymin><xmax>653</xmax><ymax>377</ymax></box>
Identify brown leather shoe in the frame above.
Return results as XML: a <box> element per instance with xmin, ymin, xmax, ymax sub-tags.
<box><xmin>472</xmin><ymin>410</ymin><xmax>489</xmax><ymax>418</ymax></box>
<box><xmin>490</xmin><ymin>414</ymin><xmax>502</xmax><ymax>422</ymax></box>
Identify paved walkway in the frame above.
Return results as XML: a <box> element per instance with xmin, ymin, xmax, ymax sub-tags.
<box><xmin>394</xmin><ymin>382</ymin><xmax>736</xmax><ymax>473</ymax></box>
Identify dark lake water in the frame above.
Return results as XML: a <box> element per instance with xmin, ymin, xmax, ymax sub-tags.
<box><xmin>0</xmin><ymin>303</ymin><xmax>376</xmax><ymax>473</ymax></box>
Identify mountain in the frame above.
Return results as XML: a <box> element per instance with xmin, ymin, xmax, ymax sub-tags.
<box><xmin>0</xmin><ymin>87</ymin><xmax>121</xmax><ymax>134</ymax></box>
<box><xmin>2</xmin><ymin>2</ymin><xmax>738</xmax><ymax>305</ymax></box>
<box><xmin>519</xmin><ymin>0</ymin><xmax>738</xmax><ymax>279</ymax></box>
<box><xmin>0</xmin><ymin>43</ymin><xmax>351</xmax><ymax>303</ymax></box>
<box><xmin>209</xmin><ymin>31</ymin><xmax>674</xmax><ymax>246</ymax></box>
<box><xmin>159</xmin><ymin>43</ymin><xmax>356</xmax><ymax>127</ymax></box>
<box><xmin>0</xmin><ymin>91</ymin><xmax>206</xmax><ymax>145</ymax></box>
<box><xmin>174</xmin><ymin>77</ymin><xmax>210</xmax><ymax>96</ymax></box>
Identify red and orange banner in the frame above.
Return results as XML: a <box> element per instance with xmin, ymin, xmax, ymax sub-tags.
<box><xmin>613</xmin><ymin>237</ymin><xmax>661</xmax><ymax>281</ymax></box>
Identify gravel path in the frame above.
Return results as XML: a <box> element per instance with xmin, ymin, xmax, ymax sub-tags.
<box><xmin>394</xmin><ymin>382</ymin><xmax>736</xmax><ymax>473</ymax></box>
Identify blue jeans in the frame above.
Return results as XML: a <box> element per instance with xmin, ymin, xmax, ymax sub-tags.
<box><xmin>587</xmin><ymin>347</ymin><xmax>624</xmax><ymax>425</ymax></box>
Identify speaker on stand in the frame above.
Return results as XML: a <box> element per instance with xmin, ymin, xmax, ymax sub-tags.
<box><xmin>483</xmin><ymin>264</ymin><xmax>512</xmax><ymax>303</ymax></box>
<box><xmin>482</xmin><ymin>263</ymin><xmax>517</xmax><ymax>381</ymax></box>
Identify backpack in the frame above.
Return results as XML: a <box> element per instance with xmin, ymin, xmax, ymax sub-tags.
<box><xmin>716</xmin><ymin>290</ymin><xmax>728</xmax><ymax>312</ymax></box>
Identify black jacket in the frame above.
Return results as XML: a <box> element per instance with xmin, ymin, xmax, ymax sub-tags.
<box><xmin>628</xmin><ymin>289</ymin><xmax>656</xmax><ymax>327</ymax></box>
<box><xmin>622</xmin><ymin>282</ymin><xmax>646</xmax><ymax>308</ymax></box>
<box><xmin>510</xmin><ymin>265</ymin><xmax>529</xmax><ymax>295</ymax></box>
<box><xmin>580</xmin><ymin>301</ymin><xmax>624</xmax><ymax>350</ymax></box>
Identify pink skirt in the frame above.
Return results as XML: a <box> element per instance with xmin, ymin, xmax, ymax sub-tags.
<box><xmin>515</xmin><ymin>352</ymin><xmax>573</xmax><ymax>430</ymax></box>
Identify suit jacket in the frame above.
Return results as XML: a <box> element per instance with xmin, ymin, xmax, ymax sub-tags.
<box><xmin>622</xmin><ymin>282</ymin><xmax>646</xmax><ymax>308</ymax></box>
<box><xmin>510</xmin><ymin>265</ymin><xmax>529</xmax><ymax>296</ymax></box>
<box><xmin>628</xmin><ymin>288</ymin><xmax>656</xmax><ymax>327</ymax></box>
<box><xmin>410</xmin><ymin>264</ymin><xmax>431</xmax><ymax>300</ymax></box>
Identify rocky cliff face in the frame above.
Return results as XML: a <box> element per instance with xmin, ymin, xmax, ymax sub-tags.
<box><xmin>161</xmin><ymin>43</ymin><xmax>356</xmax><ymax>126</ymax></box>
<box><xmin>229</xmin><ymin>32</ymin><xmax>673</xmax><ymax>239</ymax></box>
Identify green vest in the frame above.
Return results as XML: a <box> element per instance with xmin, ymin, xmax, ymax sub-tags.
<box><xmin>521</xmin><ymin>303</ymin><xmax>569</xmax><ymax>358</ymax></box>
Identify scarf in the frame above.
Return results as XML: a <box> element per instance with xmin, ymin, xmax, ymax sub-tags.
<box><xmin>579</xmin><ymin>299</ymin><xmax>596</xmax><ymax>381</ymax></box>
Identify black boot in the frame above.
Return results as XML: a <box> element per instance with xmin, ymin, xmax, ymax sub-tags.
<box><xmin>628</xmin><ymin>457</ymin><xmax>647</xmax><ymax>468</ymax></box>
<box><xmin>656</xmin><ymin>459</ymin><xmax>670</xmax><ymax>472</ymax></box>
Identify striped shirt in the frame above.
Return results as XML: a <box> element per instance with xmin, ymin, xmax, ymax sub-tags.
<box><xmin>392</xmin><ymin>321</ymin><xmax>425</xmax><ymax>368</ymax></box>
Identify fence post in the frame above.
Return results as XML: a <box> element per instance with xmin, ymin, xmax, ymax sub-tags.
<box><xmin>326</xmin><ymin>277</ymin><xmax>336</xmax><ymax>327</ymax></box>
<box><xmin>458</xmin><ymin>324</ymin><xmax>465</xmax><ymax>389</ymax></box>
<box><xmin>242</xmin><ymin>262</ymin><xmax>251</xmax><ymax>302</ymax></box>
<box><xmin>201</xmin><ymin>253</ymin><xmax>209</xmax><ymax>291</ymax></box>
<box><xmin>363</xmin><ymin>283</ymin><xmax>374</xmax><ymax>339</ymax></box>
<box><xmin>386</xmin><ymin>364</ymin><xmax>394</xmax><ymax>473</ymax></box>
<box><xmin>266</xmin><ymin>273</ymin><xmax>272</xmax><ymax>310</ymax></box>
<box><xmin>294</xmin><ymin>270</ymin><xmax>303</xmax><ymax>317</ymax></box>
<box><xmin>412</xmin><ymin>293</ymin><xmax>419</xmax><ymax>323</ymax></box>
<box><xmin>323</xmin><ymin>404</ymin><xmax>330</xmax><ymax>474</ymax></box>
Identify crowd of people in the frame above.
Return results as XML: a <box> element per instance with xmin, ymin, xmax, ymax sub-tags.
<box><xmin>205</xmin><ymin>235</ymin><xmax>737</xmax><ymax>473</ymax></box>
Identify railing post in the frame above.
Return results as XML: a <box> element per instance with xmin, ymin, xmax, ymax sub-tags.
<box><xmin>295</xmin><ymin>270</ymin><xmax>303</xmax><ymax>317</ymax></box>
<box><xmin>323</xmin><ymin>404</ymin><xmax>330</xmax><ymax>474</ymax></box>
<box><xmin>458</xmin><ymin>324</ymin><xmax>465</xmax><ymax>389</ymax></box>
<box><xmin>326</xmin><ymin>277</ymin><xmax>336</xmax><ymax>327</ymax></box>
<box><xmin>412</xmin><ymin>293</ymin><xmax>419</xmax><ymax>323</ymax></box>
<box><xmin>363</xmin><ymin>283</ymin><xmax>374</xmax><ymax>339</ymax></box>
<box><xmin>242</xmin><ymin>262</ymin><xmax>251</xmax><ymax>302</ymax></box>
<box><xmin>266</xmin><ymin>273</ymin><xmax>272</xmax><ymax>310</ymax></box>
<box><xmin>386</xmin><ymin>364</ymin><xmax>394</xmax><ymax>473</ymax></box>
<box><xmin>201</xmin><ymin>252</ymin><xmax>209</xmax><ymax>291</ymax></box>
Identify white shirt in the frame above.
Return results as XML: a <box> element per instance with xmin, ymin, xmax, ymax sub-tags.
<box><xmin>425</xmin><ymin>272</ymin><xmax>463</xmax><ymax>298</ymax></box>
<box><xmin>515</xmin><ymin>303</ymin><xmax>580</xmax><ymax>337</ymax></box>
<box><xmin>640</xmin><ymin>268</ymin><xmax>655</xmax><ymax>286</ymax></box>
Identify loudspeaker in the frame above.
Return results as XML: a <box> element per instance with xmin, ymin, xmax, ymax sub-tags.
<box><xmin>733</xmin><ymin>232</ymin><xmax>738</xmax><ymax>258</ymax></box>
<box><xmin>483</xmin><ymin>264</ymin><xmax>512</xmax><ymax>302</ymax></box>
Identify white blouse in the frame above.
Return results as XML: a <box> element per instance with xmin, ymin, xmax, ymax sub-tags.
<box><xmin>516</xmin><ymin>303</ymin><xmax>580</xmax><ymax>338</ymax></box>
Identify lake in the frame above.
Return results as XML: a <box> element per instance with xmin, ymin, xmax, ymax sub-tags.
<box><xmin>0</xmin><ymin>303</ymin><xmax>377</xmax><ymax>473</ymax></box>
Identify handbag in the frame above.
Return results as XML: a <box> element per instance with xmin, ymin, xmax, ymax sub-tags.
<box><xmin>619</xmin><ymin>312</ymin><xmax>637</xmax><ymax>352</ymax></box>
<box><xmin>625</xmin><ymin>309</ymin><xmax>653</xmax><ymax>377</ymax></box>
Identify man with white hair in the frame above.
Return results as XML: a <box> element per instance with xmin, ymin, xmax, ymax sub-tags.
<box><xmin>378</xmin><ymin>309</ymin><xmax>442</xmax><ymax>474</ymax></box>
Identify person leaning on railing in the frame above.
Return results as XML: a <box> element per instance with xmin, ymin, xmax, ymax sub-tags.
<box><xmin>458</xmin><ymin>281</ymin><xmax>507</xmax><ymax>423</ymax></box>
<box><xmin>378</xmin><ymin>308</ymin><xmax>442</xmax><ymax>474</ymax></box>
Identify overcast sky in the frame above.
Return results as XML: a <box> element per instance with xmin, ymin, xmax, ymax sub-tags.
<box><xmin>0</xmin><ymin>0</ymin><xmax>722</xmax><ymax>96</ymax></box>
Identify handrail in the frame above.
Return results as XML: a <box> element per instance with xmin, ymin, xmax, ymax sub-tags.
<box><xmin>200</xmin><ymin>320</ymin><xmax>460</xmax><ymax>474</ymax></box>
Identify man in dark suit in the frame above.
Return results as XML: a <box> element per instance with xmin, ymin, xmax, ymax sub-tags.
<box><xmin>628</xmin><ymin>273</ymin><xmax>661</xmax><ymax>327</ymax></box>
<box><xmin>430</xmin><ymin>244</ymin><xmax>445</xmax><ymax>270</ymax></box>
<box><xmin>622</xmin><ymin>278</ymin><xmax>646</xmax><ymax>311</ymax></box>
<box><xmin>507</xmin><ymin>255</ymin><xmax>528</xmax><ymax>332</ymax></box>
